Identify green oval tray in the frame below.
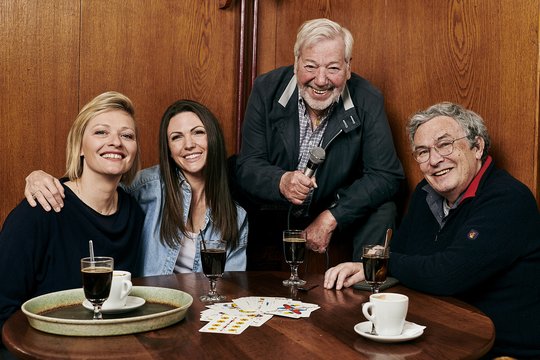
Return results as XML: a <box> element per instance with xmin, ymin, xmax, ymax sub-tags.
<box><xmin>21</xmin><ymin>286</ymin><xmax>193</xmax><ymax>336</ymax></box>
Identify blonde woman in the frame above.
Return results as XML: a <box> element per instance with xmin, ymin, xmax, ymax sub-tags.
<box><xmin>0</xmin><ymin>92</ymin><xmax>144</xmax><ymax>340</ymax></box>
<box><xmin>24</xmin><ymin>99</ymin><xmax>248</xmax><ymax>275</ymax></box>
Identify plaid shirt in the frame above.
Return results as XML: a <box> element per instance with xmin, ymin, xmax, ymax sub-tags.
<box><xmin>297</xmin><ymin>98</ymin><xmax>333</xmax><ymax>170</ymax></box>
<box><xmin>294</xmin><ymin>98</ymin><xmax>334</xmax><ymax>217</ymax></box>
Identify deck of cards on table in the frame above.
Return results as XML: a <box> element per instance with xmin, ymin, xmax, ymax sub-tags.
<box><xmin>200</xmin><ymin>296</ymin><xmax>320</xmax><ymax>334</ymax></box>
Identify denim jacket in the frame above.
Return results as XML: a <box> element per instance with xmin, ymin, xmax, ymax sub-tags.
<box><xmin>124</xmin><ymin>165</ymin><xmax>248</xmax><ymax>275</ymax></box>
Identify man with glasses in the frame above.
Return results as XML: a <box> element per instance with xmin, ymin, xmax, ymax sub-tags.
<box><xmin>324</xmin><ymin>102</ymin><xmax>540</xmax><ymax>359</ymax></box>
<box><xmin>233</xmin><ymin>18</ymin><xmax>404</xmax><ymax>270</ymax></box>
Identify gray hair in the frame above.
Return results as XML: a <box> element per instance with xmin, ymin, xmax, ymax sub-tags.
<box><xmin>294</xmin><ymin>18</ymin><xmax>353</xmax><ymax>65</ymax></box>
<box><xmin>407</xmin><ymin>102</ymin><xmax>491</xmax><ymax>162</ymax></box>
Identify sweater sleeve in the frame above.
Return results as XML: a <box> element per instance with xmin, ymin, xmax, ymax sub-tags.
<box><xmin>328</xmin><ymin>89</ymin><xmax>404</xmax><ymax>228</ymax></box>
<box><xmin>236</xmin><ymin>76</ymin><xmax>290</xmax><ymax>204</ymax></box>
<box><xmin>0</xmin><ymin>202</ymin><xmax>49</xmax><ymax>336</ymax></box>
<box><xmin>389</xmin><ymin>176</ymin><xmax>540</xmax><ymax>296</ymax></box>
<box><xmin>224</xmin><ymin>205</ymin><xmax>248</xmax><ymax>271</ymax></box>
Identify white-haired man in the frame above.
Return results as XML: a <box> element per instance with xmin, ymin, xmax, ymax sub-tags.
<box><xmin>324</xmin><ymin>102</ymin><xmax>540</xmax><ymax>359</ymax></box>
<box><xmin>234</xmin><ymin>18</ymin><xmax>404</xmax><ymax>270</ymax></box>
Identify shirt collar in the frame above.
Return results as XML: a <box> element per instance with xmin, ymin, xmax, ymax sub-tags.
<box><xmin>422</xmin><ymin>155</ymin><xmax>492</xmax><ymax>208</ymax></box>
<box><xmin>422</xmin><ymin>155</ymin><xmax>492</xmax><ymax>225</ymax></box>
<box><xmin>461</xmin><ymin>155</ymin><xmax>492</xmax><ymax>201</ymax></box>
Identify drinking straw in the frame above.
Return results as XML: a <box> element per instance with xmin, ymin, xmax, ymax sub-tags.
<box><xmin>383</xmin><ymin>228</ymin><xmax>392</xmax><ymax>250</ymax></box>
<box><xmin>89</xmin><ymin>240</ymin><xmax>95</xmax><ymax>262</ymax></box>
<box><xmin>199</xmin><ymin>230</ymin><xmax>207</xmax><ymax>252</ymax></box>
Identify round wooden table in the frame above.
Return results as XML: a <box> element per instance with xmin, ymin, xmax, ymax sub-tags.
<box><xmin>2</xmin><ymin>271</ymin><xmax>494</xmax><ymax>359</ymax></box>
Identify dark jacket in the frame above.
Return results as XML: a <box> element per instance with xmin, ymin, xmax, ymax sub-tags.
<box><xmin>236</xmin><ymin>66</ymin><xmax>404</xmax><ymax>230</ymax></box>
<box><xmin>390</xmin><ymin>157</ymin><xmax>540</xmax><ymax>359</ymax></box>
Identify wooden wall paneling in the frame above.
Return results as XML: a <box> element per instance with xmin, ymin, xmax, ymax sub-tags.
<box><xmin>381</xmin><ymin>0</ymin><xmax>491</xmax><ymax>193</ymax></box>
<box><xmin>234</xmin><ymin>0</ymin><xmax>258</xmax><ymax>153</ymax></box>
<box><xmin>251</xmin><ymin>1</ymin><xmax>539</xmax><ymax>271</ymax></box>
<box><xmin>0</xmin><ymin>1</ymin><xmax>80</xmax><ymax>225</ymax></box>
<box><xmin>257</xmin><ymin>0</ymin><xmax>351</xmax><ymax>73</ymax></box>
<box><xmin>219</xmin><ymin>0</ymin><xmax>233</xmax><ymax>9</ymax></box>
<box><xmin>497</xmin><ymin>0</ymin><xmax>539</xmax><ymax>202</ymax></box>
<box><xmin>79</xmin><ymin>0</ymin><xmax>241</xmax><ymax>169</ymax></box>
<box><xmin>254</xmin><ymin>0</ymin><xmax>280</xmax><ymax>73</ymax></box>
<box><xmin>254</xmin><ymin>0</ymin><xmax>399</xmax><ymax>270</ymax></box>
<box><xmin>1</xmin><ymin>0</ymin><xmax>537</xmax><ymax>230</ymax></box>
<box><xmin>255</xmin><ymin>0</ymin><xmax>423</xmax><ymax>205</ymax></box>
<box><xmin>255</xmin><ymin>1</ymin><xmax>388</xmax><ymax>84</ymax></box>
<box><xmin>255</xmin><ymin>0</ymin><xmax>539</xmax><ymax>204</ymax></box>
<box><xmin>382</xmin><ymin>0</ymin><xmax>539</xmax><ymax>201</ymax></box>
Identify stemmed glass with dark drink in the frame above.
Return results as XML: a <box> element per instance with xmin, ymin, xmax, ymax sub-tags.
<box><xmin>363</xmin><ymin>244</ymin><xmax>389</xmax><ymax>335</ymax></box>
<box><xmin>81</xmin><ymin>256</ymin><xmax>113</xmax><ymax>319</ymax></box>
<box><xmin>362</xmin><ymin>245</ymin><xmax>389</xmax><ymax>294</ymax></box>
<box><xmin>282</xmin><ymin>229</ymin><xmax>307</xmax><ymax>286</ymax></box>
<box><xmin>200</xmin><ymin>240</ymin><xmax>227</xmax><ymax>303</ymax></box>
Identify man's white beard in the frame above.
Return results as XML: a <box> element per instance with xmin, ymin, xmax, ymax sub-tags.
<box><xmin>299</xmin><ymin>86</ymin><xmax>340</xmax><ymax>111</ymax></box>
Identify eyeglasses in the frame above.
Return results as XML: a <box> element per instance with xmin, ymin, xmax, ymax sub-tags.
<box><xmin>412</xmin><ymin>136</ymin><xmax>468</xmax><ymax>163</ymax></box>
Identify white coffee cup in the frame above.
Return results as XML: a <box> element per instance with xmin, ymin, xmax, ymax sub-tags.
<box><xmin>362</xmin><ymin>293</ymin><xmax>409</xmax><ymax>336</ymax></box>
<box><xmin>103</xmin><ymin>270</ymin><xmax>132</xmax><ymax>308</ymax></box>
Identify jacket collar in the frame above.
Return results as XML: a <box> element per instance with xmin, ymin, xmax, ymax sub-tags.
<box><xmin>278</xmin><ymin>75</ymin><xmax>298</xmax><ymax>108</ymax></box>
<box><xmin>276</xmin><ymin>74</ymin><xmax>361</xmax><ymax>141</ymax></box>
<box><xmin>461</xmin><ymin>155</ymin><xmax>493</xmax><ymax>201</ymax></box>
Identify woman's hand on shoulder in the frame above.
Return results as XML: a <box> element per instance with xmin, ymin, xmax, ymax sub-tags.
<box><xmin>324</xmin><ymin>262</ymin><xmax>364</xmax><ymax>290</ymax></box>
<box><xmin>24</xmin><ymin>170</ymin><xmax>65</xmax><ymax>212</ymax></box>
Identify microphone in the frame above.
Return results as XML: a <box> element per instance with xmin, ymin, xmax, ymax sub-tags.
<box><xmin>303</xmin><ymin>147</ymin><xmax>326</xmax><ymax>178</ymax></box>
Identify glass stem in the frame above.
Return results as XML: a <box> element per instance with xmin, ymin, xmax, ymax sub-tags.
<box><xmin>208</xmin><ymin>279</ymin><xmax>217</xmax><ymax>296</ymax></box>
<box><xmin>289</xmin><ymin>264</ymin><xmax>300</xmax><ymax>280</ymax></box>
<box><xmin>93</xmin><ymin>305</ymin><xmax>103</xmax><ymax>320</ymax></box>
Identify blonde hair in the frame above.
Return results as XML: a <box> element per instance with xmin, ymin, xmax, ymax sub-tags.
<box><xmin>65</xmin><ymin>91</ymin><xmax>140</xmax><ymax>184</ymax></box>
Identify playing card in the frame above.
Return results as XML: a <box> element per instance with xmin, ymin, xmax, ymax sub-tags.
<box><xmin>232</xmin><ymin>296</ymin><xmax>259</xmax><ymax>311</ymax></box>
<box><xmin>199</xmin><ymin>313</ymin><xmax>251</xmax><ymax>335</ymax></box>
<box><xmin>233</xmin><ymin>296</ymin><xmax>287</xmax><ymax>313</ymax></box>
<box><xmin>207</xmin><ymin>302</ymin><xmax>257</xmax><ymax>317</ymax></box>
<box><xmin>200</xmin><ymin>296</ymin><xmax>320</xmax><ymax>332</ymax></box>
<box><xmin>266</xmin><ymin>300</ymin><xmax>320</xmax><ymax>318</ymax></box>
<box><xmin>200</xmin><ymin>308</ymin><xmax>224</xmax><ymax>321</ymax></box>
<box><xmin>248</xmin><ymin>313</ymin><xmax>273</xmax><ymax>327</ymax></box>
<box><xmin>260</xmin><ymin>297</ymin><xmax>287</xmax><ymax>312</ymax></box>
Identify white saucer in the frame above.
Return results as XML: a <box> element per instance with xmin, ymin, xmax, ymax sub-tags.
<box><xmin>82</xmin><ymin>296</ymin><xmax>146</xmax><ymax>314</ymax></box>
<box><xmin>354</xmin><ymin>321</ymin><xmax>425</xmax><ymax>343</ymax></box>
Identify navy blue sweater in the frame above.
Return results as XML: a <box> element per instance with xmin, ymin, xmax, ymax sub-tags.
<box><xmin>390</xmin><ymin>158</ymin><xmax>540</xmax><ymax>358</ymax></box>
<box><xmin>0</xmin><ymin>185</ymin><xmax>144</xmax><ymax>341</ymax></box>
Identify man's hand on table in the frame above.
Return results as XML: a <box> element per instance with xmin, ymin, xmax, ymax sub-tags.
<box><xmin>324</xmin><ymin>262</ymin><xmax>364</xmax><ymax>290</ymax></box>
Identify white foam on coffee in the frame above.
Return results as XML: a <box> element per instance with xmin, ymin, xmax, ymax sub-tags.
<box><xmin>366</xmin><ymin>245</ymin><xmax>385</xmax><ymax>255</ymax></box>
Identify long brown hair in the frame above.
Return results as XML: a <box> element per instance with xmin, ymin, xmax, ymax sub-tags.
<box><xmin>158</xmin><ymin>100</ymin><xmax>238</xmax><ymax>248</ymax></box>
